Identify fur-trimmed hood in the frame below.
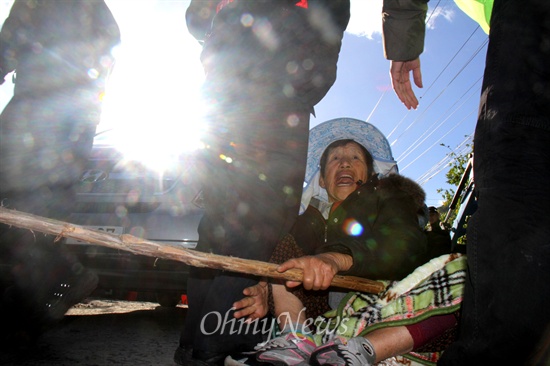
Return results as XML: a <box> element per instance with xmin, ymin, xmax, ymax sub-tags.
<box><xmin>377</xmin><ymin>173</ymin><xmax>427</xmax><ymax>213</ymax></box>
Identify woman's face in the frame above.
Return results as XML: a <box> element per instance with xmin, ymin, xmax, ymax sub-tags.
<box><xmin>319</xmin><ymin>142</ymin><xmax>370</xmax><ymax>203</ymax></box>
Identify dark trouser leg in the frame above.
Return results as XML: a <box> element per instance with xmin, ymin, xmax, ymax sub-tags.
<box><xmin>182</xmin><ymin>48</ymin><xmax>313</xmax><ymax>356</ymax></box>
<box><xmin>0</xmin><ymin>92</ymin><xmax>99</xmax><ymax>339</ymax></box>
<box><xmin>0</xmin><ymin>185</ymin><xmax>95</xmax><ymax>320</ymax></box>
<box><xmin>440</xmin><ymin>124</ymin><xmax>550</xmax><ymax>365</ymax></box>
<box><xmin>0</xmin><ymin>188</ymin><xmax>93</xmax><ymax>346</ymax></box>
<box><xmin>181</xmin><ymin>269</ymin><xmax>275</xmax><ymax>353</ymax></box>
<box><xmin>439</xmin><ymin>1</ymin><xmax>550</xmax><ymax>364</ymax></box>
<box><xmin>181</xmin><ymin>105</ymin><xmax>310</xmax><ymax>355</ymax></box>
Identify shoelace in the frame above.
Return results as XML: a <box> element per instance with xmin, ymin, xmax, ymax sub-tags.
<box><xmin>46</xmin><ymin>283</ymin><xmax>71</xmax><ymax>307</ymax></box>
<box><xmin>253</xmin><ymin>337</ymin><xmax>293</xmax><ymax>351</ymax></box>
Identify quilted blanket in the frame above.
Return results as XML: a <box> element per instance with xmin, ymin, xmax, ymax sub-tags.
<box><xmin>314</xmin><ymin>254</ymin><xmax>467</xmax><ymax>365</ymax></box>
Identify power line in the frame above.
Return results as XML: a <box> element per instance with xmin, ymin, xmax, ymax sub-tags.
<box><xmin>390</xmin><ymin>35</ymin><xmax>487</xmax><ymax>148</ymax></box>
<box><xmin>401</xmin><ymin>107</ymin><xmax>475</xmax><ymax>174</ymax></box>
<box><xmin>399</xmin><ymin>34</ymin><xmax>489</xmax><ymax>184</ymax></box>
<box><xmin>425</xmin><ymin>0</ymin><xmax>443</xmax><ymax>26</ymax></box>
<box><xmin>417</xmin><ymin>141</ymin><xmax>471</xmax><ymax>186</ymax></box>
<box><xmin>388</xmin><ymin>110</ymin><xmax>411</xmax><ymax>141</ymax></box>
<box><xmin>416</xmin><ymin>140</ymin><xmax>472</xmax><ymax>186</ymax></box>
<box><xmin>419</xmin><ymin>26</ymin><xmax>481</xmax><ymax>98</ymax></box>
<box><xmin>387</xmin><ymin>18</ymin><xmax>480</xmax><ymax>144</ymax></box>
<box><xmin>365</xmin><ymin>88</ymin><xmax>388</xmax><ymax>124</ymax></box>
<box><xmin>414</xmin><ymin>131</ymin><xmax>473</xmax><ymax>186</ymax></box>
<box><xmin>395</xmin><ymin>76</ymin><xmax>482</xmax><ymax>162</ymax></box>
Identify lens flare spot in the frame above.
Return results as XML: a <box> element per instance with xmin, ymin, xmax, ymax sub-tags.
<box><xmin>221</xmin><ymin>154</ymin><xmax>234</xmax><ymax>163</ymax></box>
<box><xmin>115</xmin><ymin>205</ymin><xmax>128</xmax><ymax>218</ymax></box>
<box><xmin>241</xmin><ymin>13</ymin><xmax>254</xmax><ymax>27</ymax></box>
<box><xmin>252</xmin><ymin>19</ymin><xmax>278</xmax><ymax>51</ymax></box>
<box><xmin>127</xmin><ymin>189</ymin><xmax>141</xmax><ymax>205</ymax></box>
<box><xmin>302</xmin><ymin>58</ymin><xmax>314</xmax><ymax>71</ymax></box>
<box><xmin>129</xmin><ymin>226</ymin><xmax>146</xmax><ymax>238</ymax></box>
<box><xmin>87</xmin><ymin>68</ymin><xmax>100</xmax><ymax>79</ymax></box>
<box><xmin>287</xmin><ymin>114</ymin><xmax>300</xmax><ymax>127</ymax></box>
<box><xmin>283</xmin><ymin>185</ymin><xmax>294</xmax><ymax>195</ymax></box>
<box><xmin>283</xmin><ymin>84</ymin><xmax>296</xmax><ymax>98</ymax></box>
<box><xmin>286</xmin><ymin>61</ymin><xmax>299</xmax><ymax>74</ymax></box>
<box><xmin>237</xmin><ymin>202</ymin><xmax>250</xmax><ymax>216</ymax></box>
<box><xmin>343</xmin><ymin>219</ymin><xmax>363</xmax><ymax>236</ymax></box>
<box><xmin>23</xmin><ymin>133</ymin><xmax>34</xmax><ymax>148</ymax></box>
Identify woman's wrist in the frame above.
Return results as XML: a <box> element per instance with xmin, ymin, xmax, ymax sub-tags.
<box><xmin>317</xmin><ymin>252</ymin><xmax>353</xmax><ymax>272</ymax></box>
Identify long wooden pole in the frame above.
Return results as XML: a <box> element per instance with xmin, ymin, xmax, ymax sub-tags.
<box><xmin>0</xmin><ymin>207</ymin><xmax>385</xmax><ymax>294</ymax></box>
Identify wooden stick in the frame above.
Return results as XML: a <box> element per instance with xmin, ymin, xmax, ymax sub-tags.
<box><xmin>0</xmin><ymin>206</ymin><xmax>385</xmax><ymax>294</ymax></box>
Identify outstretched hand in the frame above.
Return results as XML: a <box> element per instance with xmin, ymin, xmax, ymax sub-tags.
<box><xmin>390</xmin><ymin>58</ymin><xmax>423</xmax><ymax>110</ymax></box>
<box><xmin>232</xmin><ymin>280</ymin><xmax>269</xmax><ymax>322</ymax></box>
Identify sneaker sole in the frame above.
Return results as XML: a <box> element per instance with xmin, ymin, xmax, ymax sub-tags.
<box><xmin>224</xmin><ymin>355</ymin><xmax>249</xmax><ymax>366</ymax></box>
<box><xmin>46</xmin><ymin>270</ymin><xmax>98</xmax><ymax>321</ymax></box>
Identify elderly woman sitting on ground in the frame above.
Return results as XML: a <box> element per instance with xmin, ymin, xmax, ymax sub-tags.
<box><xmin>226</xmin><ymin>130</ymin><xmax>465</xmax><ymax>366</ymax></box>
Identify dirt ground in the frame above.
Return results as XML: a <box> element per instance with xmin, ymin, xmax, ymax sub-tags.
<box><xmin>0</xmin><ymin>298</ymin><xmax>188</xmax><ymax>366</ymax></box>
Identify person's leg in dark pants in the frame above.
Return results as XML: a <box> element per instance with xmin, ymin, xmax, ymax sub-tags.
<box><xmin>0</xmin><ymin>92</ymin><xmax>100</xmax><ymax>346</ymax></box>
<box><xmin>179</xmin><ymin>104</ymin><xmax>311</xmax><ymax>361</ymax></box>
<box><xmin>439</xmin><ymin>1</ymin><xmax>550</xmax><ymax>364</ymax></box>
<box><xmin>177</xmin><ymin>4</ymin><xmax>346</xmax><ymax>362</ymax></box>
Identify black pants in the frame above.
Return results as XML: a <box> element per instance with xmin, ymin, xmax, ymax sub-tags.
<box><xmin>0</xmin><ymin>89</ymin><xmax>98</xmax><ymax>324</ymax></box>
<box><xmin>180</xmin><ymin>2</ymin><xmax>346</xmax><ymax>355</ymax></box>
<box><xmin>439</xmin><ymin>0</ymin><xmax>550</xmax><ymax>364</ymax></box>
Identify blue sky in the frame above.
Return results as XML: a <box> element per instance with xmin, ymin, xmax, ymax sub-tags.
<box><xmin>312</xmin><ymin>1</ymin><xmax>487</xmax><ymax>206</ymax></box>
<box><xmin>0</xmin><ymin>0</ymin><xmax>487</xmax><ymax>206</ymax></box>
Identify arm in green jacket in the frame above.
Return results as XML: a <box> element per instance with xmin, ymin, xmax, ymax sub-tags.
<box><xmin>382</xmin><ymin>0</ymin><xmax>429</xmax><ymax>61</ymax></box>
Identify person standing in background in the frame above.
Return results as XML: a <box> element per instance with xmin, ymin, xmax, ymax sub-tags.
<box><xmin>177</xmin><ymin>1</ymin><xmax>351</xmax><ymax>364</ymax></box>
<box><xmin>0</xmin><ymin>0</ymin><xmax>120</xmax><ymax>347</ymax></box>
<box><xmin>424</xmin><ymin>206</ymin><xmax>452</xmax><ymax>258</ymax></box>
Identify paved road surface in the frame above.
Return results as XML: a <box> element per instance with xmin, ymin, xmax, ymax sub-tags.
<box><xmin>0</xmin><ymin>299</ymin><xmax>187</xmax><ymax>366</ymax></box>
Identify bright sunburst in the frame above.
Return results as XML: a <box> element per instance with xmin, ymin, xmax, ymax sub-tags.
<box><xmin>0</xmin><ymin>0</ymin><xmax>206</xmax><ymax>172</ymax></box>
<box><xmin>100</xmin><ymin>0</ymin><xmax>206</xmax><ymax>169</ymax></box>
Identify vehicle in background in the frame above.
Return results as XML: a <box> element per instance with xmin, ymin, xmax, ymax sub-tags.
<box><xmin>62</xmin><ymin>129</ymin><xmax>204</xmax><ymax>306</ymax></box>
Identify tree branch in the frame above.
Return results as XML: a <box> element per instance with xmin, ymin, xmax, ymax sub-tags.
<box><xmin>0</xmin><ymin>207</ymin><xmax>385</xmax><ymax>294</ymax></box>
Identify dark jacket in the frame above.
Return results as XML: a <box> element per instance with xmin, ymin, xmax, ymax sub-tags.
<box><xmin>292</xmin><ymin>174</ymin><xmax>428</xmax><ymax>281</ymax></box>
<box><xmin>424</xmin><ymin>220</ymin><xmax>452</xmax><ymax>258</ymax></box>
<box><xmin>186</xmin><ymin>0</ymin><xmax>350</xmax><ymax>42</ymax></box>
<box><xmin>382</xmin><ymin>0</ymin><xmax>429</xmax><ymax>61</ymax></box>
<box><xmin>0</xmin><ymin>0</ymin><xmax>120</xmax><ymax>94</ymax></box>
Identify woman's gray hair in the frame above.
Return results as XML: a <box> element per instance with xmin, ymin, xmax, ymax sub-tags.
<box><xmin>319</xmin><ymin>139</ymin><xmax>374</xmax><ymax>178</ymax></box>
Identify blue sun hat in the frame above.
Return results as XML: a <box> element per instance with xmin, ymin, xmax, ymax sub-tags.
<box><xmin>300</xmin><ymin>117</ymin><xmax>398</xmax><ymax>213</ymax></box>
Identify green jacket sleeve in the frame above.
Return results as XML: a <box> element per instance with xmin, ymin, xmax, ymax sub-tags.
<box><xmin>382</xmin><ymin>0</ymin><xmax>429</xmax><ymax>61</ymax></box>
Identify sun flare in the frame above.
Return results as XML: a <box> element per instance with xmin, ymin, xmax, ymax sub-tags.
<box><xmin>100</xmin><ymin>0</ymin><xmax>205</xmax><ymax>170</ymax></box>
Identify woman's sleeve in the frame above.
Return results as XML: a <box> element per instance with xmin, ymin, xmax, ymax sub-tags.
<box><xmin>317</xmin><ymin>190</ymin><xmax>428</xmax><ymax>280</ymax></box>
